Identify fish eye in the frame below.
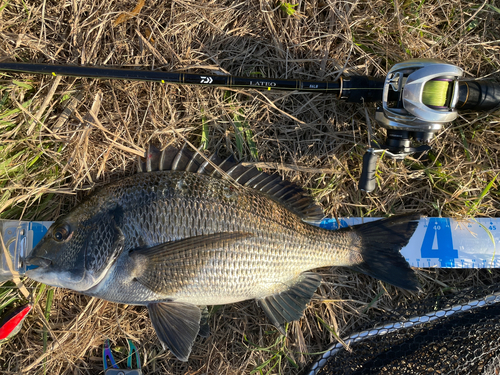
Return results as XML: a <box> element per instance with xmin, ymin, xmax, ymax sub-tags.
<box><xmin>53</xmin><ymin>225</ymin><xmax>71</xmax><ymax>242</ymax></box>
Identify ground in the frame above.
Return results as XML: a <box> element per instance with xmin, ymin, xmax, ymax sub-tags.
<box><xmin>0</xmin><ymin>0</ymin><xmax>499</xmax><ymax>374</ymax></box>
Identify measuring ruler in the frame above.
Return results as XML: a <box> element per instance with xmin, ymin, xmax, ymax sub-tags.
<box><xmin>318</xmin><ymin>217</ymin><xmax>499</xmax><ymax>269</ymax></box>
<box><xmin>1</xmin><ymin>217</ymin><xmax>499</xmax><ymax>281</ymax></box>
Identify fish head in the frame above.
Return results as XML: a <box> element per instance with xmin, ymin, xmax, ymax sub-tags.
<box><xmin>26</xmin><ymin>201</ymin><xmax>125</xmax><ymax>292</ymax></box>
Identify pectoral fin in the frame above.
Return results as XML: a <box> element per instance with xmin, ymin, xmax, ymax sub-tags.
<box><xmin>130</xmin><ymin>232</ymin><xmax>252</xmax><ymax>294</ymax></box>
<box><xmin>257</xmin><ymin>272</ymin><xmax>321</xmax><ymax>335</ymax></box>
<box><xmin>148</xmin><ymin>302</ymin><xmax>201</xmax><ymax>362</ymax></box>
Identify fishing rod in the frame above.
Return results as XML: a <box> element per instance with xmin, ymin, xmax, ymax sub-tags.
<box><xmin>1</xmin><ymin>59</ymin><xmax>499</xmax><ymax>192</ymax></box>
<box><xmin>0</xmin><ymin>61</ymin><xmax>389</xmax><ymax>99</ymax></box>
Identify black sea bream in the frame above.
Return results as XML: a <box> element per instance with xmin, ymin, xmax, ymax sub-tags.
<box><xmin>26</xmin><ymin>145</ymin><xmax>420</xmax><ymax>361</ymax></box>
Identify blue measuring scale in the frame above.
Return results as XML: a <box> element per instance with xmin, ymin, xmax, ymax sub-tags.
<box><xmin>1</xmin><ymin>217</ymin><xmax>499</xmax><ymax>280</ymax></box>
<box><xmin>318</xmin><ymin>217</ymin><xmax>499</xmax><ymax>269</ymax></box>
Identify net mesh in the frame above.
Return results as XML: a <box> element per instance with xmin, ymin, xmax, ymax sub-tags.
<box><xmin>309</xmin><ymin>283</ymin><xmax>500</xmax><ymax>375</ymax></box>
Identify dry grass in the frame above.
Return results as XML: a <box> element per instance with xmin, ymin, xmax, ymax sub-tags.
<box><xmin>0</xmin><ymin>0</ymin><xmax>499</xmax><ymax>374</ymax></box>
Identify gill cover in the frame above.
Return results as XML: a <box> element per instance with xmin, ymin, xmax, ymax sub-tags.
<box><xmin>26</xmin><ymin>205</ymin><xmax>125</xmax><ymax>291</ymax></box>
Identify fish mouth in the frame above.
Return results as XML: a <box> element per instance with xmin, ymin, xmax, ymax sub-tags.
<box><xmin>25</xmin><ymin>264</ymin><xmax>40</xmax><ymax>271</ymax></box>
<box><xmin>25</xmin><ymin>256</ymin><xmax>52</xmax><ymax>269</ymax></box>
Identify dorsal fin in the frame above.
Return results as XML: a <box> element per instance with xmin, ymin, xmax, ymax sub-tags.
<box><xmin>137</xmin><ymin>144</ymin><xmax>324</xmax><ymax>222</ymax></box>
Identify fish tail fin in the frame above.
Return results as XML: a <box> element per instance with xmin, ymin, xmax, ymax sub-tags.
<box><xmin>345</xmin><ymin>213</ymin><xmax>421</xmax><ymax>291</ymax></box>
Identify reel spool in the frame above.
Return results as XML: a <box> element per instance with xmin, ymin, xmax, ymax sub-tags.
<box><xmin>359</xmin><ymin>59</ymin><xmax>464</xmax><ymax>192</ymax></box>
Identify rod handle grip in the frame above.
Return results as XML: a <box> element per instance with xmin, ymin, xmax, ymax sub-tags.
<box><xmin>458</xmin><ymin>81</ymin><xmax>500</xmax><ymax>110</ymax></box>
<box><xmin>359</xmin><ymin>150</ymin><xmax>378</xmax><ymax>193</ymax></box>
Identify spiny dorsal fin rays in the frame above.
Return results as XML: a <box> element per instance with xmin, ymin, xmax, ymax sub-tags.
<box><xmin>138</xmin><ymin>144</ymin><xmax>242</xmax><ymax>187</ymax></box>
<box><xmin>171</xmin><ymin>144</ymin><xmax>199</xmax><ymax>171</ymax></box>
<box><xmin>196</xmin><ymin>153</ymin><xmax>223</xmax><ymax>176</ymax></box>
<box><xmin>137</xmin><ymin>144</ymin><xmax>325</xmax><ymax>222</ymax></box>
<box><xmin>230</xmin><ymin>165</ymin><xmax>261</xmax><ymax>185</ymax></box>
<box><xmin>160</xmin><ymin>145</ymin><xmax>178</xmax><ymax>171</ymax></box>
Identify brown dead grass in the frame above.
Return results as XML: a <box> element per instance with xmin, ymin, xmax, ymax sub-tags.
<box><xmin>0</xmin><ymin>0</ymin><xmax>499</xmax><ymax>374</ymax></box>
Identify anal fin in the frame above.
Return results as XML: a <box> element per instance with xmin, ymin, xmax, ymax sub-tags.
<box><xmin>147</xmin><ymin>302</ymin><xmax>201</xmax><ymax>361</ymax></box>
<box><xmin>257</xmin><ymin>272</ymin><xmax>321</xmax><ymax>335</ymax></box>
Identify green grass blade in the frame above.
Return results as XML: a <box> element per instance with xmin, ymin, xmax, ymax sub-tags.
<box><xmin>245</xmin><ymin>125</ymin><xmax>258</xmax><ymax>160</ymax></box>
<box><xmin>0</xmin><ymin>99</ymin><xmax>33</xmax><ymax>120</ymax></box>
<box><xmin>285</xmin><ymin>355</ymin><xmax>299</xmax><ymax>369</ymax></box>
<box><xmin>477</xmin><ymin>173</ymin><xmax>498</xmax><ymax>202</ymax></box>
<box><xmin>233</xmin><ymin>111</ymin><xmax>258</xmax><ymax>160</ymax></box>
<box><xmin>223</xmin><ymin>92</ymin><xmax>258</xmax><ymax>160</ymax></box>
<box><xmin>316</xmin><ymin>314</ymin><xmax>344</xmax><ymax>344</ymax></box>
<box><xmin>233</xmin><ymin>114</ymin><xmax>245</xmax><ymax>158</ymax></box>
<box><xmin>0</xmin><ymin>0</ymin><xmax>10</xmax><ymax>14</ymax></box>
<box><xmin>280</xmin><ymin>2</ymin><xmax>298</xmax><ymax>16</ymax></box>
<box><xmin>34</xmin><ymin>283</ymin><xmax>47</xmax><ymax>305</ymax></box>
<box><xmin>459</xmin><ymin>128</ymin><xmax>471</xmax><ymax>162</ymax></box>
<box><xmin>43</xmin><ymin>288</ymin><xmax>54</xmax><ymax>374</ymax></box>
<box><xmin>201</xmin><ymin>115</ymin><xmax>209</xmax><ymax>150</ymax></box>
<box><xmin>361</xmin><ymin>289</ymin><xmax>384</xmax><ymax>313</ymax></box>
<box><xmin>250</xmin><ymin>357</ymin><xmax>274</xmax><ymax>374</ymax></box>
<box><xmin>488</xmin><ymin>4</ymin><xmax>500</xmax><ymax>14</ymax></box>
<box><xmin>0</xmin><ymin>295</ymin><xmax>18</xmax><ymax>311</ymax></box>
<box><xmin>12</xmin><ymin>80</ymin><xmax>33</xmax><ymax>90</ymax></box>
<box><xmin>468</xmin><ymin>173</ymin><xmax>498</xmax><ymax>215</ymax></box>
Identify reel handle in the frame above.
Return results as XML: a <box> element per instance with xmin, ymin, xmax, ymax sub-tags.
<box><xmin>358</xmin><ymin>149</ymin><xmax>378</xmax><ymax>193</ymax></box>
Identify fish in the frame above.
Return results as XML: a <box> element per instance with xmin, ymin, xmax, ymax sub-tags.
<box><xmin>26</xmin><ymin>144</ymin><xmax>420</xmax><ymax>361</ymax></box>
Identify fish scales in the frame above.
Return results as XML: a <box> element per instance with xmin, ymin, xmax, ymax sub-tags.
<box><xmin>87</xmin><ymin>170</ymin><xmax>351</xmax><ymax>306</ymax></box>
<box><xmin>27</xmin><ymin>144</ymin><xmax>420</xmax><ymax>361</ymax></box>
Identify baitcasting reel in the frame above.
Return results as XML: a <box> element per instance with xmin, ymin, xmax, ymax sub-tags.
<box><xmin>359</xmin><ymin>58</ymin><xmax>497</xmax><ymax>192</ymax></box>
